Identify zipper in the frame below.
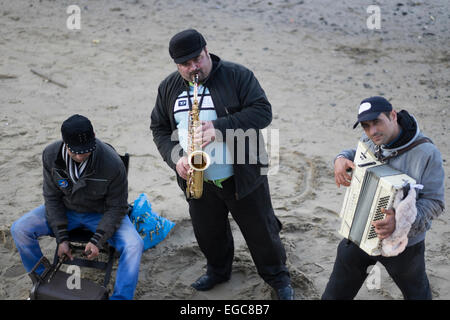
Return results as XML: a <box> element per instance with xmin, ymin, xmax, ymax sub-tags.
<box><xmin>85</xmin><ymin>178</ymin><xmax>108</xmax><ymax>182</ymax></box>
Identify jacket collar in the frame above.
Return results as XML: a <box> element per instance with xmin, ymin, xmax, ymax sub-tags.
<box><xmin>381</xmin><ymin>110</ymin><xmax>420</xmax><ymax>153</ymax></box>
<box><xmin>53</xmin><ymin>139</ymin><xmax>99</xmax><ymax>175</ymax></box>
<box><xmin>203</xmin><ymin>53</ymin><xmax>222</xmax><ymax>85</ymax></box>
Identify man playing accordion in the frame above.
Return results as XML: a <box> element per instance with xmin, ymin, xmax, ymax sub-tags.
<box><xmin>323</xmin><ymin>96</ymin><xmax>445</xmax><ymax>300</ymax></box>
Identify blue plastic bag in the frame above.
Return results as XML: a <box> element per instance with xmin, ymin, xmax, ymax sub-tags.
<box><xmin>129</xmin><ymin>193</ymin><xmax>175</xmax><ymax>251</ymax></box>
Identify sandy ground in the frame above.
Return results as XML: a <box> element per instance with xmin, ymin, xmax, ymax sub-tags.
<box><xmin>0</xmin><ymin>0</ymin><xmax>448</xmax><ymax>300</ymax></box>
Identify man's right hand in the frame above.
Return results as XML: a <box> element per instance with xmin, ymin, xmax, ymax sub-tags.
<box><xmin>57</xmin><ymin>241</ymin><xmax>73</xmax><ymax>261</ymax></box>
<box><xmin>334</xmin><ymin>157</ymin><xmax>356</xmax><ymax>188</ymax></box>
<box><xmin>176</xmin><ymin>156</ymin><xmax>190</xmax><ymax>180</ymax></box>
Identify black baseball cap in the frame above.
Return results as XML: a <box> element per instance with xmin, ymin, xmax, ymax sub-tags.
<box><xmin>353</xmin><ymin>96</ymin><xmax>393</xmax><ymax>129</ymax></box>
<box><xmin>169</xmin><ymin>29</ymin><xmax>207</xmax><ymax>64</ymax></box>
<box><xmin>61</xmin><ymin>114</ymin><xmax>96</xmax><ymax>154</ymax></box>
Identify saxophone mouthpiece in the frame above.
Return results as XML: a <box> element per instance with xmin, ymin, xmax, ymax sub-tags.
<box><xmin>194</xmin><ymin>73</ymin><xmax>199</xmax><ymax>84</ymax></box>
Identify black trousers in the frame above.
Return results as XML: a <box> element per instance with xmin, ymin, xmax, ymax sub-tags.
<box><xmin>322</xmin><ymin>239</ymin><xmax>432</xmax><ymax>300</ymax></box>
<box><xmin>188</xmin><ymin>176</ymin><xmax>291</xmax><ymax>289</ymax></box>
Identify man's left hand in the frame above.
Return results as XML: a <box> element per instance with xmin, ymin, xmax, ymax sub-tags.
<box><xmin>194</xmin><ymin>121</ymin><xmax>216</xmax><ymax>148</ymax></box>
<box><xmin>84</xmin><ymin>242</ymin><xmax>100</xmax><ymax>260</ymax></box>
<box><xmin>372</xmin><ymin>208</ymin><xmax>396</xmax><ymax>240</ymax></box>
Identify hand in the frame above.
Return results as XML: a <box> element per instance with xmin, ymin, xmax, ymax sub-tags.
<box><xmin>57</xmin><ymin>241</ymin><xmax>73</xmax><ymax>261</ymax></box>
<box><xmin>84</xmin><ymin>242</ymin><xmax>100</xmax><ymax>260</ymax></box>
<box><xmin>176</xmin><ymin>156</ymin><xmax>190</xmax><ymax>180</ymax></box>
<box><xmin>334</xmin><ymin>157</ymin><xmax>356</xmax><ymax>187</ymax></box>
<box><xmin>194</xmin><ymin>121</ymin><xmax>216</xmax><ymax>148</ymax></box>
<box><xmin>372</xmin><ymin>208</ymin><xmax>396</xmax><ymax>240</ymax></box>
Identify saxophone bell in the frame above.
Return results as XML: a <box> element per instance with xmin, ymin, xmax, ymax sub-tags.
<box><xmin>188</xmin><ymin>150</ymin><xmax>211</xmax><ymax>172</ymax></box>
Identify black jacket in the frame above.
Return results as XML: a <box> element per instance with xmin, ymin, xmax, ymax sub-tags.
<box><xmin>42</xmin><ymin>138</ymin><xmax>128</xmax><ymax>247</ymax></box>
<box><xmin>150</xmin><ymin>54</ymin><xmax>271</xmax><ymax>200</ymax></box>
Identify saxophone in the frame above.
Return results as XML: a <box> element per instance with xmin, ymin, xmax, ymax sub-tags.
<box><xmin>186</xmin><ymin>74</ymin><xmax>211</xmax><ymax>199</ymax></box>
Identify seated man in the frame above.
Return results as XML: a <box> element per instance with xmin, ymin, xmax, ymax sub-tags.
<box><xmin>11</xmin><ymin>114</ymin><xmax>144</xmax><ymax>300</ymax></box>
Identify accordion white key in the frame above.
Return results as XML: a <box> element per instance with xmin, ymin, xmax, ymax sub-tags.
<box><xmin>338</xmin><ymin>141</ymin><xmax>416</xmax><ymax>256</ymax></box>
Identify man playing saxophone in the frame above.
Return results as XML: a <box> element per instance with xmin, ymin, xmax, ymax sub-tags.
<box><xmin>150</xmin><ymin>29</ymin><xmax>294</xmax><ymax>299</ymax></box>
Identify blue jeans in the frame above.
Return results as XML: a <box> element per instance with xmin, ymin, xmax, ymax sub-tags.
<box><xmin>11</xmin><ymin>205</ymin><xmax>144</xmax><ymax>300</ymax></box>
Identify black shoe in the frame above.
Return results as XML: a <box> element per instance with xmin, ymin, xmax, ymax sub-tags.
<box><xmin>191</xmin><ymin>274</ymin><xmax>227</xmax><ymax>291</ymax></box>
<box><xmin>276</xmin><ymin>285</ymin><xmax>295</xmax><ymax>300</ymax></box>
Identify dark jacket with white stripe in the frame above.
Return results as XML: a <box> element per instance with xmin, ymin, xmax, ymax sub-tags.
<box><xmin>42</xmin><ymin>138</ymin><xmax>128</xmax><ymax>247</ymax></box>
<box><xmin>150</xmin><ymin>54</ymin><xmax>271</xmax><ymax>200</ymax></box>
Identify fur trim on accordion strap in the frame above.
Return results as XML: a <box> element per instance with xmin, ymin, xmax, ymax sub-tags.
<box><xmin>381</xmin><ymin>186</ymin><xmax>417</xmax><ymax>257</ymax></box>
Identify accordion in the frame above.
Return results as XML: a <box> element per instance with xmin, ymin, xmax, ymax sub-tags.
<box><xmin>338</xmin><ymin>141</ymin><xmax>416</xmax><ymax>256</ymax></box>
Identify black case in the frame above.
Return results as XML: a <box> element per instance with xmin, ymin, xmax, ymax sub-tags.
<box><xmin>29</xmin><ymin>255</ymin><xmax>110</xmax><ymax>300</ymax></box>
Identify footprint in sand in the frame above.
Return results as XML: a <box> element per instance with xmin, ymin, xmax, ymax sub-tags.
<box><xmin>3</xmin><ymin>264</ymin><xmax>26</xmax><ymax>278</ymax></box>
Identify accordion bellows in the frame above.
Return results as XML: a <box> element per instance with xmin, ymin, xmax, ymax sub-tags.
<box><xmin>339</xmin><ymin>141</ymin><xmax>416</xmax><ymax>256</ymax></box>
